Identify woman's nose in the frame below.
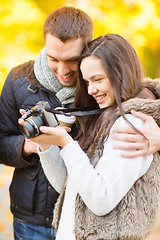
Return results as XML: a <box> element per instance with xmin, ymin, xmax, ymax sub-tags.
<box><xmin>88</xmin><ymin>83</ymin><xmax>97</xmax><ymax>95</ymax></box>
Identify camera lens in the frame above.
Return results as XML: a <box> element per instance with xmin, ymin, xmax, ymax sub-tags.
<box><xmin>21</xmin><ymin>125</ymin><xmax>31</xmax><ymax>138</ymax></box>
<box><xmin>19</xmin><ymin>115</ymin><xmax>44</xmax><ymax>138</ymax></box>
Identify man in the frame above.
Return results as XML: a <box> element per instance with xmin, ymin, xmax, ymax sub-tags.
<box><xmin>0</xmin><ymin>6</ymin><xmax>93</xmax><ymax>240</ymax></box>
<box><xmin>112</xmin><ymin>110</ymin><xmax>160</xmax><ymax>158</ymax></box>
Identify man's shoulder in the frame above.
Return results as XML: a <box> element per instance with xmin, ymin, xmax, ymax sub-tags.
<box><xmin>11</xmin><ymin>60</ymin><xmax>35</xmax><ymax>81</ymax></box>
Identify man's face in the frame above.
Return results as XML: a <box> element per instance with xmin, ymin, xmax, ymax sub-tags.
<box><xmin>45</xmin><ymin>33</ymin><xmax>85</xmax><ymax>87</ymax></box>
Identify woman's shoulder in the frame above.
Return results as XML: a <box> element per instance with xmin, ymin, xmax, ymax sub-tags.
<box><xmin>112</xmin><ymin>113</ymin><xmax>143</xmax><ymax>129</ymax></box>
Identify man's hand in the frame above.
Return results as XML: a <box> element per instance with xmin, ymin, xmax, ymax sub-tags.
<box><xmin>112</xmin><ymin>110</ymin><xmax>160</xmax><ymax>158</ymax></box>
<box><xmin>23</xmin><ymin>138</ymin><xmax>38</xmax><ymax>157</ymax></box>
<box><xmin>19</xmin><ymin>109</ymin><xmax>38</xmax><ymax>157</ymax></box>
<box><xmin>18</xmin><ymin>109</ymin><xmax>26</xmax><ymax>124</ymax></box>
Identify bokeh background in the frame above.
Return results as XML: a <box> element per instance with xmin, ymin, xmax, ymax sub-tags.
<box><xmin>0</xmin><ymin>0</ymin><xmax>160</xmax><ymax>239</ymax></box>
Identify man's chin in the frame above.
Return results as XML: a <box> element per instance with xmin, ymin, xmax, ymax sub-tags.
<box><xmin>59</xmin><ymin>79</ymin><xmax>76</xmax><ymax>87</ymax></box>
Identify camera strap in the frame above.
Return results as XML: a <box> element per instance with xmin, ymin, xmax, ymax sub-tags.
<box><xmin>45</xmin><ymin>107</ymin><xmax>107</xmax><ymax>117</ymax></box>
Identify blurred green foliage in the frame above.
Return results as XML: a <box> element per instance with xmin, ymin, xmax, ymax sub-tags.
<box><xmin>0</xmin><ymin>0</ymin><xmax>160</xmax><ymax>91</ymax></box>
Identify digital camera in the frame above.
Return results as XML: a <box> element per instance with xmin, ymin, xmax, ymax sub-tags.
<box><xmin>19</xmin><ymin>101</ymin><xmax>59</xmax><ymax>139</ymax></box>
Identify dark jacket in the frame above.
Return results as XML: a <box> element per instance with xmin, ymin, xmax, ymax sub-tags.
<box><xmin>0</xmin><ymin>60</ymin><xmax>72</xmax><ymax>227</ymax></box>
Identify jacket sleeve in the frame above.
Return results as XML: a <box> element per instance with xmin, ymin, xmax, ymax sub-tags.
<box><xmin>0</xmin><ymin>71</ymin><xmax>38</xmax><ymax>168</ymax></box>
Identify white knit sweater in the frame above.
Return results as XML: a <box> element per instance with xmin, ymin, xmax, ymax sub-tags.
<box><xmin>38</xmin><ymin>114</ymin><xmax>153</xmax><ymax>240</ymax></box>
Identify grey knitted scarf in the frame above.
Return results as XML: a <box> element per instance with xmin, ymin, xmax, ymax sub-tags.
<box><xmin>34</xmin><ymin>46</ymin><xmax>76</xmax><ymax>106</ymax></box>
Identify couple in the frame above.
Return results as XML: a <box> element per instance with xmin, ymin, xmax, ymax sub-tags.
<box><xmin>29</xmin><ymin>33</ymin><xmax>160</xmax><ymax>240</ymax></box>
<box><xmin>0</xmin><ymin>5</ymin><xmax>160</xmax><ymax>240</ymax></box>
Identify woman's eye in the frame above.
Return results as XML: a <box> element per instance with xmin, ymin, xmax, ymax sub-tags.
<box><xmin>95</xmin><ymin>78</ymin><xmax>102</xmax><ymax>82</ymax></box>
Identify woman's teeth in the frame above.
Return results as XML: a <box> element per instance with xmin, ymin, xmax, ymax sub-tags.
<box><xmin>95</xmin><ymin>94</ymin><xmax>106</xmax><ymax>100</ymax></box>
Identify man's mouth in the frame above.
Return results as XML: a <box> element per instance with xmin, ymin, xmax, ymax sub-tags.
<box><xmin>59</xmin><ymin>74</ymin><xmax>72</xmax><ymax>81</ymax></box>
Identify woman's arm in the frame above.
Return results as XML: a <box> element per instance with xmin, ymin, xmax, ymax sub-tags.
<box><xmin>37</xmin><ymin>144</ymin><xmax>67</xmax><ymax>193</ymax></box>
<box><xmin>32</xmin><ymin>116</ymin><xmax>153</xmax><ymax>216</ymax></box>
<box><xmin>30</xmin><ymin>126</ymin><xmax>73</xmax><ymax>193</ymax></box>
<box><xmin>60</xmin><ymin>114</ymin><xmax>153</xmax><ymax>216</ymax></box>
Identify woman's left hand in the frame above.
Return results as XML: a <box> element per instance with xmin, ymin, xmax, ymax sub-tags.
<box><xmin>31</xmin><ymin>126</ymin><xmax>73</xmax><ymax>149</ymax></box>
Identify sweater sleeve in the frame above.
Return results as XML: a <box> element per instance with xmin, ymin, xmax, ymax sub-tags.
<box><xmin>37</xmin><ymin>144</ymin><xmax>67</xmax><ymax>193</ymax></box>
<box><xmin>60</xmin><ymin>114</ymin><xmax>153</xmax><ymax>216</ymax></box>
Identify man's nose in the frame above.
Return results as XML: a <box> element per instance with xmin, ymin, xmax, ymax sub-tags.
<box><xmin>58</xmin><ymin>62</ymin><xmax>69</xmax><ymax>76</ymax></box>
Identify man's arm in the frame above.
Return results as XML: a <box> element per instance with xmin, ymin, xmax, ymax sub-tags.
<box><xmin>0</xmin><ymin>71</ymin><xmax>38</xmax><ymax>167</ymax></box>
<box><xmin>112</xmin><ymin>110</ymin><xmax>160</xmax><ymax>158</ymax></box>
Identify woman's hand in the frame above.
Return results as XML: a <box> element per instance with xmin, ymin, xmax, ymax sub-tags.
<box><xmin>18</xmin><ymin>109</ymin><xmax>73</xmax><ymax>151</ymax></box>
<box><xmin>31</xmin><ymin>126</ymin><xmax>74</xmax><ymax>150</ymax></box>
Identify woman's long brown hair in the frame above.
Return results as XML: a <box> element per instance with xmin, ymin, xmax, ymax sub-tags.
<box><xmin>74</xmin><ymin>34</ymin><xmax>143</xmax><ymax>151</ymax></box>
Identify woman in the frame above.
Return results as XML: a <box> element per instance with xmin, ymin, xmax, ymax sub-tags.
<box><xmin>31</xmin><ymin>34</ymin><xmax>160</xmax><ymax>240</ymax></box>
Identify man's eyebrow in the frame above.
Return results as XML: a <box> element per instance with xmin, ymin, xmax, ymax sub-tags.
<box><xmin>47</xmin><ymin>54</ymin><xmax>56</xmax><ymax>59</ymax></box>
<box><xmin>47</xmin><ymin>54</ymin><xmax>79</xmax><ymax>62</ymax></box>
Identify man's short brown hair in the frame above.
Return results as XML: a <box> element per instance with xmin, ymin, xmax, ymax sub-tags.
<box><xmin>43</xmin><ymin>6</ymin><xmax>93</xmax><ymax>43</ymax></box>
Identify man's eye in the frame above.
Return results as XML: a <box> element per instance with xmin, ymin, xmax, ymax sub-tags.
<box><xmin>51</xmin><ymin>59</ymin><xmax>58</xmax><ymax>62</ymax></box>
<box><xmin>48</xmin><ymin>57</ymin><xmax>57</xmax><ymax>62</ymax></box>
<box><xmin>68</xmin><ymin>59</ymin><xmax>77</xmax><ymax>63</ymax></box>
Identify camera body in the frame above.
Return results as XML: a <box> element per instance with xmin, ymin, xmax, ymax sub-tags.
<box><xmin>19</xmin><ymin>101</ymin><xmax>59</xmax><ymax>139</ymax></box>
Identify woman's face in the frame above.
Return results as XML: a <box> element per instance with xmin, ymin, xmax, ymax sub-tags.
<box><xmin>80</xmin><ymin>55</ymin><xmax>115</xmax><ymax>108</ymax></box>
